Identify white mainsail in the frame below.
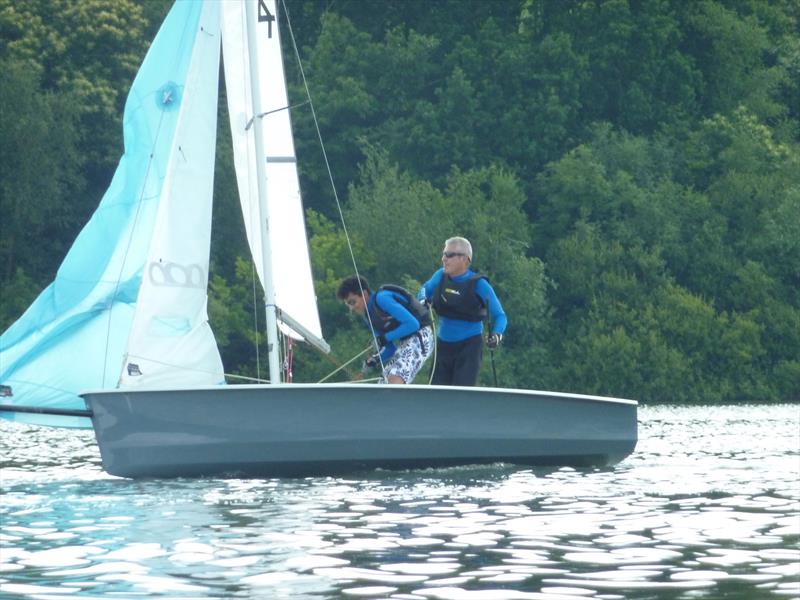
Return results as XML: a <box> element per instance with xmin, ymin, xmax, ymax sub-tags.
<box><xmin>119</xmin><ymin>1</ymin><xmax>224</xmax><ymax>388</ymax></box>
<box><xmin>221</xmin><ymin>0</ymin><xmax>328</xmax><ymax>354</ymax></box>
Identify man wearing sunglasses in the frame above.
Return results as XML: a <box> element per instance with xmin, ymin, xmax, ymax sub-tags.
<box><xmin>337</xmin><ymin>275</ymin><xmax>433</xmax><ymax>384</ymax></box>
<box><xmin>418</xmin><ymin>237</ymin><xmax>507</xmax><ymax>387</ymax></box>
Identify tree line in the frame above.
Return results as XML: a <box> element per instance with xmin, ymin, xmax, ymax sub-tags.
<box><xmin>1</xmin><ymin>0</ymin><xmax>797</xmax><ymax>403</ymax></box>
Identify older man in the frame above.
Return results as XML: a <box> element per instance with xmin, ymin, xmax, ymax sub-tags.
<box><xmin>418</xmin><ymin>237</ymin><xmax>507</xmax><ymax>386</ymax></box>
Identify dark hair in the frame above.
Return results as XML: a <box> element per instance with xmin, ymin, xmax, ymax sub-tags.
<box><xmin>336</xmin><ymin>275</ymin><xmax>370</xmax><ymax>300</ymax></box>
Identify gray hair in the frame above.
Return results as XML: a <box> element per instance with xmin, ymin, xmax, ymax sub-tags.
<box><xmin>444</xmin><ymin>236</ymin><xmax>472</xmax><ymax>261</ymax></box>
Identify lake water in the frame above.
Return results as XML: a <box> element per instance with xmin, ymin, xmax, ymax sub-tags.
<box><xmin>1</xmin><ymin>403</ymin><xmax>798</xmax><ymax>600</ymax></box>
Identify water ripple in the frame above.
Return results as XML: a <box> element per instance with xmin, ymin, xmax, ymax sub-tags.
<box><xmin>1</xmin><ymin>404</ymin><xmax>798</xmax><ymax>599</ymax></box>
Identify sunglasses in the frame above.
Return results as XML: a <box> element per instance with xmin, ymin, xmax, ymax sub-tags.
<box><xmin>442</xmin><ymin>252</ymin><xmax>466</xmax><ymax>259</ymax></box>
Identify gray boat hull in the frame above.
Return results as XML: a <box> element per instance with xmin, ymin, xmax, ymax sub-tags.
<box><xmin>81</xmin><ymin>384</ymin><xmax>637</xmax><ymax>478</ymax></box>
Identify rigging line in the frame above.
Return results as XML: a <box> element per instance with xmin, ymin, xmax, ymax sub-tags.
<box><xmin>244</xmin><ymin>100</ymin><xmax>310</xmax><ymax>131</ymax></box>
<box><xmin>225</xmin><ymin>372</ymin><xmax>270</xmax><ymax>383</ymax></box>
<box><xmin>427</xmin><ymin>309</ymin><xmax>438</xmax><ymax>385</ymax></box>
<box><xmin>281</xmin><ymin>0</ymin><xmax>384</xmax><ymax>362</ymax></box>
<box><xmin>124</xmin><ymin>354</ymin><xmax>226</xmax><ymax>379</ymax></box>
<box><xmin>316</xmin><ymin>344</ymin><xmax>373</xmax><ymax>383</ymax></box>
<box><xmin>280</xmin><ymin>327</ymin><xmax>287</xmax><ymax>383</ymax></box>
<box><xmin>251</xmin><ymin>261</ymin><xmax>261</xmax><ymax>381</ymax></box>
<box><xmin>315</xmin><ymin>340</ymin><xmax>369</xmax><ymax>382</ymax></box>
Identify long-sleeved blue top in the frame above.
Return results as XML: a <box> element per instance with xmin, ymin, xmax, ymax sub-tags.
<box><xmin>367</xmin><ymin>289</ymin><xmax>422</xmax><ymax>361</ymax></box>
<box><xmin>418</xmin><ymin>268</ymin><xmax>507</xmax><ymax>342</ymax></box>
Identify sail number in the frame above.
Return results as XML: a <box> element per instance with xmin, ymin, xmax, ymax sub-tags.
<box><xmin>258</xmin><ymin>0</ymin><xmax>275</xmax><ymax>38</ymax></box>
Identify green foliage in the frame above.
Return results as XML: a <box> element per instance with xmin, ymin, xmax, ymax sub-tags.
<box><xmin>210</xmin><ymin>87</ymin><xmax>251</xmax><ymax>281</ymax></box>
<box><xmin>679</xmin><ymin>108</ymin><xmax>800</xmax><ymax>308</ymax></box>
<box><xmin>345</xmin><ymin>144</ymin><xmax>451</xmax><ymax>284</ymax></box>
<box><xmin>307</xmin><ymin>207</ymin><xmax>374</xmax><ymax>331</ymax></box>
<box><xmin>208</xmin><ymin>258</ymin><xmax>269</xmax><ymax>379</ymax></box>
<box><xmin>0</xmin><ymin>58</ymin><xmax>83</xmax><ymax>286</ymax></box>
<box><xmin>684</xmin><ymin>1</ymin><xmax>788</xmax><ymax>121</ymax></box>
<box><xmin>0</xmin><ymin>0</ymin><xmax>152</xmax><ymax>193</ymax></box>
<box><xmin>0</xmin><ymin>268</ymin><xmax>38</xmax><ymax>332</ymax></box>
<box><xmin>538</xmin><ymin>118</ymin><xmax>798</xmax><ymax>402</ymax></box>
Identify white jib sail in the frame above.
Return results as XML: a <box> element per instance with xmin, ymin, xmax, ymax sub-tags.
<box><xmin>119</xmin><ymin>1</ymin><xmax>224</xmax><ymax>388</ymax></box>
<box><xmin>221</xmin><ymin>0</ymin><xmax>327</xmax><ymax>352</ymax></box>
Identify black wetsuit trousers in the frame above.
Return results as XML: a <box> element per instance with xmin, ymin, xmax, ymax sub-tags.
<box><xmin>431</xmin><ymin>334</ymin><xmax>483</xmax><ymax>386</ymax></box>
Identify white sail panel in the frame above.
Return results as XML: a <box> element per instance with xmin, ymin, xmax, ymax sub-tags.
<box><xmin>119</xmin><ymin>1</ymin><xmax>224</xmax><ymax>388</ymax></box>
<box><xmin>221</xmin><ymin>0</ymin><xmax>325</xmax><ymax>348</ymax></box>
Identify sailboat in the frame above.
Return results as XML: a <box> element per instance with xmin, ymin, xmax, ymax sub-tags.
<box><xmin>0</xmin><ymin>0</ymin><xmax>637</xmax><ymax>478</ymax></box>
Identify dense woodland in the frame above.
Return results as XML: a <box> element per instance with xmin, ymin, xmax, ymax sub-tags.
<box><xmin>1</xmin><ymin>0</ymin><xmax>797</xmax><ymax>402</ymax></box>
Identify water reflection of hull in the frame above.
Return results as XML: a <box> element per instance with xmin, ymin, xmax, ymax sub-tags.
<box><xmin>82</xmin><ymin>384</ymin><xmax>638</xmax><ymax>478</ymax></box>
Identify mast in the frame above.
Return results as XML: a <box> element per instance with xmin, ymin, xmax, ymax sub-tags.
<box><xmin>244</xmin><ymin>0</ymin><xmax>281</xmax><ymax>384</ymax></box>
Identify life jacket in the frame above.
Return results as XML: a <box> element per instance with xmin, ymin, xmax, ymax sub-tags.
<box><xmin>432</xmin><ymin>271</ymin><xmax>488</xmax><ymax>322</ymax></box>
<box><xmin>369</xmin><ymin>284</ymin><xmax>432</xmax><ymax>337</ymax></box>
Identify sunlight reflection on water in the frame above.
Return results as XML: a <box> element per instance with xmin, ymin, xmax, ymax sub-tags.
<box><xmin>1</xmin><ymin>404</ymin><xmax>798</xmax><ymax>599</ymax></box>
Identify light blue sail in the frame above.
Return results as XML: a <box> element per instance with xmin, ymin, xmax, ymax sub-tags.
<box><xmin>0</xmin><ymin>2</ymin><xmax>210</xmax><ymax>426</ymax></box>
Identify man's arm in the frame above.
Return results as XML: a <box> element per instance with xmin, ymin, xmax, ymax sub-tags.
<box><xmin>376</xmin><ymin>291</ymin><xmax>420</xmax><ymax>343</ymax></box>
<box><xmin>476</xmin><ymin>279</ymin><xmax>507</xmax><ymax>334</ymax></box>
<box><xmin>418</xmin><ymin>269</ymin><xmax>443</xmax><ymax>303</ymax></box>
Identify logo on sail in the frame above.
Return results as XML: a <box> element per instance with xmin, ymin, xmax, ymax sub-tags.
<box><xmin>156</xmin><ymin>81</ymin><xmax>181</xmax><ymax>111</ymax></box>
<box><xmin>148</xmin><ymin>262</ymin><xmax>205</xmax><ymax>288</ymax></box>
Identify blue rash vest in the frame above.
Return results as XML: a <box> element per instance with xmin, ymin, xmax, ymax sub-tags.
<box><xmin>418</xmin><ymin>268</ymin><xmax>507</xmax><ymax>343</ymax></box>
<box><xmin>367</xmin><ymin>288</ymin><xmax>425</xmax><ymax>361</ymax></box>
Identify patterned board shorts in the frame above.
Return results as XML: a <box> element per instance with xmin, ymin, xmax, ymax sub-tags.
<box><xmin>383</xmin><ymin>326</ymin><xmax>434</xmax><ymax>384</ymax></box>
